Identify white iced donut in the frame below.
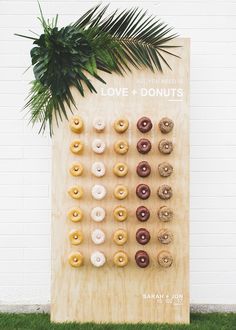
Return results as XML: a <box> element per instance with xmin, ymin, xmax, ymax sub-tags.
<box><xmin>93</xmin><ymin>118</ymin><xmax>106</xmax><ymax>132</ymax></box>
<box><xmin>91</xmin><ymin>184</ymin><xmax>107</xmax><ymax>200</ymax></box>
<box><xmin>91</xmin><ymin>229</ymin><xmax>105</xmax><ymax>245</ymax></box>
<box><xmin>91</xmin><ymin>207</ymin><xmax>106</xmax><ymax>222</ymax></box>
<box><xmin>91</xmin><ymin>162</ymin><xmax>106</xmax><ymax>177</ymax></box>
<box><xmin>92</xmin><ymin>139</ymin><xmax>106</xmax><ymax>154</ymax></box>
<box><xmin>90</xmin><ymin>251</ymin><xmax>106</xmax><ymax>267</ymax></box>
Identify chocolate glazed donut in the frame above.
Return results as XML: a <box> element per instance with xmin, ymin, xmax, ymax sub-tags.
<box><xmin>137</xmin><ymin>139</ymin><xmax>152</xmax><ymax>154</ymax></box>
<box><xmin>136</xmin><ymin>161</ymin><xmax>151</xmax><ymax>177</ymax></box>
<box><xmin>136</xmin><ymin>206</ymin><xmax>150</xmax><ymax>222</ymax></box>
<box><xmin>135</xmin><ymin>250</ymin><xmax>150</xmax><ymax>268</ymax></box>
<box><xmin>136</xmin><ymin>184</ymin><xmax>151</xmax><ymax>200</ymax></box>
<box><xmin>137</xmin><ymin>117</ymin><xmax>153</xmax><ymax>133</ymax></box>
<box><xmin>136</xmin><ymin>228</ymin><xmax>150</xmax><ymax>245</ymax></box>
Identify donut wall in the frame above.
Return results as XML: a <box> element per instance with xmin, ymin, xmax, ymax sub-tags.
<box><xmin>51</xmin><ymin>39</ymin><xmax>190</xmax><ymax>324</ymax></box>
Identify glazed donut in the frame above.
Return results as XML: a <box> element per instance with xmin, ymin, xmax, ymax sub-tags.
<box><xmin>92</xmin><ymin>139</ymin><xmax>106</xmax><ymax>154</ymax></box>
<box><xmin>136</xmin><ymin>228</ymin><xmax>150</xmax><ymax>245</ymax></box>
<box><xmin>136</xmin><ymin>161</ymin><xmax>151</xmax><ymax>177</ymax></box>
<box><xmin>137</xmin><ymin>117</ymin><xmax>153</xmax><ymax>133</ymax></box>
<box><xmin>91</xmin><ymin>184</ymin><xmax>107</xmax><ymax>200</ymax></box>
<box><xmin>114</xmin><ymin>118</ymin><xmax>129</xmax><ymax>133</ymax></box>
<box><xmin>67</xmin><ymin>208</ymin><xmax>83</xmax><ymax>222</ymax></box>
<box><xmin>68</xmin><ymin>186</ymin><xmax>83</xmax><ymax>199</ymax></box>
<box><xmin>93</xmin><ymin>118</ymin><xmax>105</xmax><ymax>132</ymax></box>
<box><xmin>91</xmin><ymin>206</ymin><xmax>106</xmax><ymax>222</ymax></box>
<box><xmin>158</xmin><ymin>139</ymin><xmax>173</xmax><ymax>155</ymax></box>
<box><xmin>69</xmin><ymin>163</ymin><xmax>83</xmax><ymax>177</ymax></box>
<box><xmin>69</xmin><ymin>116</ymin><xmax>84</xmax><ymax>133</ymax></box>
<box><xmin>113</xmin><ymin>162</ymin><xmax>128</xmax><ymax>177</ymax></box>
<box><xmin>113</xmin><ymin>251</ymin><xmax>129</xmax><ymax>267</ymax></box>
<box><xmin>113</xmin><ymin>206</ymin><xmax>128</xmax><ymax>222</ymax></box>
<box><xmin>158</xmin><ymin>206</ymin><xmax>173</xmax><ymax>222</ymax></box>
<box><xmin>136</xmin><ymin>206</ymin><xmax>150</xmax><ymax>222</ymax></box>
<box><xmin>158</xmin><ymin>117</ymin><xmax>174</xmax><ymax>134</ymax></box>
<box><xmin>91</xmin><ymin>229</ymin><xmax>105</xmax><ymax>245</ymax></box>
<box><xmin>135</xmin><ymin>250</ymin><xmax>149</xmax><ymax>268</ymax></box>
<box><xmin>136</xmin><ymin>138</ymin><xmax>152</xmax><ymax>154</ymax></box>
<box><xmin>114</xmin><ymin>140</ymin><xmax>129</xmax><ymax>155</ymax></box>
<box><xmin>90</xmin><ymin>251</ymin><xmax>106</xmax><ymax>267</ymax></box>
<box><xmin>157</xmin><ymin>250</ymin><xmax>173</xmax><ymax>268</ymax></box>
<box><xmin>157</xmin><ymin>229</ymin><xmax>173</xmax><ymax>244</ymax></box>
<box><xmin>158</xmin><ymin>184</ymin><xmax>172</xmax><ymax>200</ymax></box>
<box><xmin>158</xmin><ymin>162</ymin><xmax>173</xmax><ymax>177</ymax></box>
<box><xmin>136</xmin><ymin>184</ymin><xmax>151</xmax><ymax>200</ymax></box>
<box><xmin>68</xmin><ymin>252</ymin><xmax>83</xmax><ymax>267</ymax></box>
<box><xmin>70</xmin><ymin>140</ymin><xmax>84</xmax><ymax>154</ymax></box>
<box><xmin>91</xmin><ymin>162</ymin><xmax>106</xmax><ymax>177</ymax></box>
<box><xmin>69</xmin><ymin>229</ymin><xmax>83</xmax><ymax>245</ymax></box>
<box><xmin>113</xmin><ymin>229</ymin><xmax>128</xmax><ymax>246</ymax></box>
<box><xmin>114</xmin><ymin>185</ymin><xmax>128</xmax><ymax>200</ymax></box>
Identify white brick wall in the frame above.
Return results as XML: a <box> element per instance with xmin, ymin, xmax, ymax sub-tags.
<box><xmin>0</xmin><ymin>0</ymin><xmax>236</xmax><ymax>305</ymax></box>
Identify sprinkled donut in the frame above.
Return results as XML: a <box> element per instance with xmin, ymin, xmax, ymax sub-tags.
<box><xmin>114</xmin><ymin>140</ymin><xmax>129</xmax><ymax>155</ymax></box>
<box><xmin>68</xmin><ymin>186</ymin><xmax>83</xmax><ymax>199</ymax></box>
<box><xmin>70</xmin><ymin>140</ymin><xmax>84</xmax><ymax>154</ymax></box>
<box><xmin>158</xmin><ymin>184</ymin><xmax>172</xmax><ymax>200</ymax></box>
<box><xmin>136</xmin><ymin>206</ymin><xmax>150</xmax><ymax>222</ymax></box>
<box><xmin>69</xmin><ymin>116</ymin><xmax>84</xmax><ymax>133</ymax></box>
<box><xmin>114</xmin><ymin>118</ymin><xmax>129</xmax><ymax>133</ymax></box>
<box><xmin>158</xmin><ymin>162</ymin><xmax>173</xmax><ymax>177</ymax></box>
<box><xmin>158</xmin><ymin>117</ymin><xmax>174</xmax><ymax>134</ymax></box>
<box><xmin>136</xmin><ymin>184</ymin><xmax>151</xmax><ymax>200</ymax></box>
<box><xmin>113</xmin><ymin>162</ymin><xmax>128</xmax><ymax>177</ymax></box>
<box><xmin>90</xmin><ymin>206</ymin><xmax>106</xmax><ymax>222</ymax></box>
<box><xmin>67</xmin><ymin>207</ymin><xmax>83</xmax><ymax>222</ymax></box>
<box><xmin>113</xmin><ymin>229</ymin><xmax>128</xmax><ymax>246</ymax></box>
<box><xmin>158</xmin><ymin>139</ymin><xmax>173</xmax><ymax>155</ymax></box>
<box><xmin>137</xmin><ymin>117</ymin><xmax>153</xmax><ymax>133</ymax></box>
<box><xmin>135</xmin><ymin>250</ymin><xmax>149</xmax><ymax>268</ymax></box>
<box><xmin>157</xmin><ymin>250</ymin><xmax>173</xmax><ymax>268</ymax></box>
<box><xmin>68</xmin><ymin>252</ymin><xmax>84</xmax><ymax>267</ymax></box>
<box><xmin>136</xmin><ymin>161</ymin><xmax>151</xmax><ymax>177</ymax></box>
<box><xmin>91</xmin><ymin>229</ymin><xmax>105</xmax><ymax>245</ymax></box>
<box><xmin>69</xmin><ymin>163</ymin><xmax>83</xmax><ymax>176</ymax></box>
<box><xmin>158</xmin><ymin>206</ymin><xmax>173</xmax><ymax>222</ymax></box>
<box><xmin>136</xmin><ymin>138</ymin><xmax>152</xmax><ymax>154</ymax></box>
<box><xmin>90</xmin><ymin>251</ymin><xmax>106</xmax><ymax>267</ymax></box>
<box><xmin>69</xmin><ymin>229</ymin><xmax>83</xmax><ymax>245</ymax></box>
<box><xmin>113</xmin><ymin>206</ymin><xmax>128</xmax><ymax>222</ymax></box>
<box><xmin>136</xmin><ymin>228</ymin><xmax>150</xmax><ymax>245</ymax></box>
<box><xmin>92</xmin><ymin>139</ymin><xmax>106</xmax><ymax>154</ymax></box>
<box><xmin>91</xmin><ymin>184</ymin><xmax>107</xmax><ymax>200</ymax></box>
<box><xmin>91</xmin><ymin>162</ymin><xmax>106</xmax><ymax>177</ymax></box>
<box><xmin>157</xmin><ymin>229</ymin><xmax>173</xmax><ymax>244</ymax></box>
<box><xmin>114</xmin><ymin>185</ymin><xmax>128</xmax><ymax>200</ymax></box>
<box><xmin>93</xmin><ymin>118</ymin><xmax>106</xmax><ymax>132</ymax></box>
<box><xmin>113</xmin><ymin>251</ymin><xmax>129</xmax><ymax>267</ymax></box>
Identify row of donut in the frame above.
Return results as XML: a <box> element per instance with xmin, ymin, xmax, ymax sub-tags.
<box><xmin>69</xmin><ymin>228</ymin><xmax>173</xmax><ymax>246</ymax></box>
<box><xmin>69</xmin><ymin>250</ymin><xmax>173</xmax><ymax>268</ymax></box>
<box><xmin>68</xmin><ymin>205</ymin><xmax>173</xmax><ymax>223</ymax></box>
<box><xmin>68</xmin><ymin>184</ymin><xmax>173</xmax><ymax>200</ymax></box>
<box><xmin>70</xmin><ymin>138</ymin><xmax>173</xmax><ymax>155</ymax></box>
<box><xmin>70</xmin><ymin>116</ymin><xmax>174</xmax><ymax>135</ymax></box>
<box><xmin>70</xmin><ymin>161</ymin><xmax>173</xmax><ymax>178</ymax></box>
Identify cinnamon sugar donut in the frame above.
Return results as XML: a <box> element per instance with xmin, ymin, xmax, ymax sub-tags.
<box><xmin>157</xmin><ymin>185</ymin><xmax>172</xmax><ymax>200</ymax></box>
<box><xmin>158</xmin><ymin>117</ymin><xmax>174</xmax><ymax>134</ymax></box>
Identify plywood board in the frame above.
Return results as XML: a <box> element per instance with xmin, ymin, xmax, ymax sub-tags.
<box><xmin>51</xmin><ymin>38</ymin><xmax>190</xmax><ymax>324</ymax></box>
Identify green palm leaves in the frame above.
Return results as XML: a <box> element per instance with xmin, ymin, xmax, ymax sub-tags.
<box><xmin>16</xmin><ymin>4</ymin><xmax>179</xmax><ymax>135</ymax></box>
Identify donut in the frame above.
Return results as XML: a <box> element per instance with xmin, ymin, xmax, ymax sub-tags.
<box><xmin>69</xmin><ymin>163</ymin><xmax>83</xmax><ymax>176</ymax></box>
<box><xmin>113</xmin><ymin>251</ymin><xmax>129</xmax><ymax>267</ymax></box>
<box><xmin>158</xmin><ymin>206</ymin><xmax>173</xmax><ymax>222</ymax></box>
<box><xmin>91</xmin><ymin>184</ymin><xmax>107</xmax><ymax>200</ymax></box>
<box><xmin>113</xmin><ymin>206</ymin><xmax>128</xmax><ymax>222</ymax></box>
<box><xmin>92</xmin><ymin>139</ymin><xmax>106</xmax><ymax>154</ymax></box>
<box><xmin>69</xmin><ymin>116</ymin><xmax>84</xmax><ymax>133</ymax></box>
<box><xmin>114</xmin><ymin>185</ymin><xmax>128</xmax><ymax>200</ymax></box>
<box><xmin>158</xmin><ymin>162</ymin><xmax>173</xmax><ymax>177</ymax></box>
<box><xmin>91</xmin><ymin>229</ymin><xmax>105</xmax><ymax>245</ymax></box>
<box><xmin>68</xmin><ymin>186</ymin><xmax>83</xmax><ymax>199</ymax></box>
<box><xmin>136</xmin><ymin>206</ymin><xmax>150</xmax><ymax>222</ymax></box>
<box><xmin>114</xmin><ymin>118</ymin><xmax>129</xmax><ymax>133</ymax></box>
<box><xmin>113</xmin><ymin>162</ymin><xmax>128</xmax><ymax>177</ymax></box>
<box><xmin>90</xmin><ymin>251</ymin><xmax>106</xmax><ymax>267</ymax></box>
<box><xmin>135</xmin><ymin>250</ymin><xmax>149</xmax><ymax>268</ymax></box>
<box><xmin>136</xmin><ymin>161</ymin><xmax>151</xmax><ymax>177</ymax></box>
<box><xmin>67</xmin><ymin>208</ymin><xmax>83</xmax><ymax>222</ymax></box>
<box><xmin>136</xmin><ymin>184</ymin><xmax>151</xmax><ymax>200</ymax></box>
<box><xmin>158</xmin><ymin>139</ymin><xmax>173</xmax><ymax>155</ymax></box>
<box><xmin>157</xmin><ymin>250</ymin><xmax>173</xmax><ymax>268</ymax></box>
<box><xmin>113</xmin><ymin>229</ymin><xmax>128</xmax><ymax>246</ymax></box>
<box><xmin>136</xmin><ymin>228</ymin><xmax>150</xmax><ymax>245</ymax></box>
<box><xmin>137</xmin><ymin>117</ymin><xmax>153</xmax><ymax>133</ymax></box>
<box><xmin>136</xmin><ymin>138</ymin><xmax>152</xmax><ymax>154</ymax></box>
<box><xmin>69</xmin><ymin>229</ymin><xmax>83</xmax><ymax>245</ymax></box>
<box><xmin>91</xmin><ymin>206</ymin><xmax>106</xmax><ymax>222</ymax></box>
<box><xmin>70</xmin><ymin>140</ymin><xmax>83</xmax><ymax>154</ymax></box>
<box><xmin>114</xmin><ymin>140</ymin><xmax>129</xmax><ymax>155</ymax></box>
<box><xmin>157</xmin><ymin>229</ymin><xmax>173</xmax><ymax>244</ymax></box>
<box><xmin>91</xmin><ymin>162</ymin><xmax>106</xmax><ymax>177</ymax></box>
<box><xmin>158</xmin><ymin>184</ymin><xmax>172</xmax><ymax>200</ymax></box>
<box><xmin>93</xmin><ymin>118</ymin><xmax>105</xmax><ymax>132</ymax></box>
<box><xmin>68</xmin><ymin>252</ymin><xmax>83</xmax><ymax>267</ymax></box>
<box><xmin>158</xmin><ymin>117</ymin><xmax>174</xmax><ymax>134</ymax></box>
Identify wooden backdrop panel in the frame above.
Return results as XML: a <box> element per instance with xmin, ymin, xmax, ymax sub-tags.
<box><xmin>51</xmin><ymin>38</ymin><xmax>190</xmax><ymax>324</ymax></box>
